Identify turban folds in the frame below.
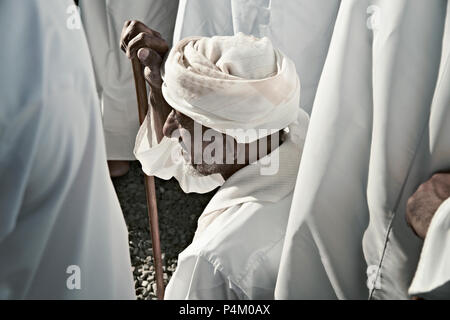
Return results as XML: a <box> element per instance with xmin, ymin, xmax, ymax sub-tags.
<box><xmin>162</xmin><ymin>33</ymin><xmax>301</xmax><ymax>143</ymax></box>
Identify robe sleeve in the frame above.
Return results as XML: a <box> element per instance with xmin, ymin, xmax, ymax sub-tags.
<box><xmin>408</xmin><ymin>198</ymin><xmax>450</xmax><ymax>299</ymax></box>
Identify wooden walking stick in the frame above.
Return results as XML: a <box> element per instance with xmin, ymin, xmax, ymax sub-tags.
<box><xmin>131</xmin><ymin>58</ymin><xmax>165</xmax><ymax>300</ymax></box>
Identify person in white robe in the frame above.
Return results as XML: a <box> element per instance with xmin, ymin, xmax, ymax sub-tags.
<box><xmin>79</xmin><ymin>0</ymin><xmax>179</xmax><ymax>176</ymax></box>
<box><xmin>276</xmin><ymin>0</ymin><xmax>450</xmax><ymax>300</ymax></box>
<box><xmin>120</xmin><ymin>21</ymin><xmax>310</xmax><ymax>299</ymax></box>
<box><xmin>0</xmin><ymin>0</ymin><xmax>135</xmax><ymax>299</ymax></box>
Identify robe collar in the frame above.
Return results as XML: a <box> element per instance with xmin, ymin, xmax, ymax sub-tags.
<box><xmin>202</xmin><ymin>125</ymin><xmax>306</xmax><ymax>215</ymax></box>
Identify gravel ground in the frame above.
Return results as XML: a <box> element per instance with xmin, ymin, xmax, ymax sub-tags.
<box><xmin>112</xmin><ymin>161</ymin><xmax>216</xmax><ymax>300</ymax></box>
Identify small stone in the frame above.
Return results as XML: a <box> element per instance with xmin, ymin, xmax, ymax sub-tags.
<box><xmin>136</xmin><ymin>287</ymin><xmax>145</xmax><ymax>294</ymax></box>
<box><xmin>142</xmin><ymin>270</ymin><xmax>151</xmax><ymax>278</ymax></box>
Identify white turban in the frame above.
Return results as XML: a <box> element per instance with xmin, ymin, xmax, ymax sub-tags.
<box><xmin>161</xmin><ymin>33</ymin><xmax>301</xmax><ymax>143</ymax></box>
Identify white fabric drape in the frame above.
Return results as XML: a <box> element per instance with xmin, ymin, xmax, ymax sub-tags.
<box><xmin>79</xmin><ymin>0</ymin><xmax>179</xmax><ymax>160</ymax></box>
<box><xmin>162</xmin><ymin>33</ymin><xmax>301</xmax><ymax>143</ymax></box>
<box><xmin>277</xmin><ymin>0</ymin><xmax>450</xmax><ymax>299</ymax></box>
<box><xmin>0</xmin><ymin>0</ymin><xmax>135</xmax><ymax>299</ymax></box>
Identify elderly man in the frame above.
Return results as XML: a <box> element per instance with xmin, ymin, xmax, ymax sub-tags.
<box><xmin>121</xmin><ymin>21</ymin><xmax>309</xmax><ymax>299</ymax></box>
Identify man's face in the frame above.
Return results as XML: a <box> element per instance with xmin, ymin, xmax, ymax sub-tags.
<box><xmin>162</xmin><ymin>110</ymin><xmax>235</xmax><ymax>176</ymax></box>
<box><xmin>163</xmin><ymin>109</ymin><xmax>283</xmax><ymax>179</ymax></box>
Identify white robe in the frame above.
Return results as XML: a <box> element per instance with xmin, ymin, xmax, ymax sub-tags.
<box><xmin>0</xmin><ymin>0</ymin><xmax>135</xmax><ymax>299</ymax></box>
<box><xmin>79</xmin><ymin>0</ymin><xmax>179</xmax><ymax>160</ymax></box>
<box><xmin>277</xmin><ymin>0</ymin><xmax>450</xmax><ymax>300</ymax></box>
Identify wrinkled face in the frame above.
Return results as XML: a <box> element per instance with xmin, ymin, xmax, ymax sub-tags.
<box><xmin>162</xmin><ymin>110</ymin><xmax>236</xmax><ymax>176</ymax></box>
<box><xmin>163</xmin><ymin>109</ymin><xmax>283</xmax><ymax>179</ymax></box>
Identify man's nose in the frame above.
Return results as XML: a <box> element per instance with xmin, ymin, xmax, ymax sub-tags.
<box><xmin>163</xmin><ymin>110</ymin><xmax>178</xmax><ymax>138</ymax></box>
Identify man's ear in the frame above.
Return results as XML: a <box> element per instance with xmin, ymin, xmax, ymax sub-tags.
<box><xmin>162</xmin><ymin>109</ymin><xmax>177</xmax><ymax>138</ymax></box>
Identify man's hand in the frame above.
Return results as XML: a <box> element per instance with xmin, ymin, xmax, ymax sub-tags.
<box><xmin>120</xmin><ymin>20</ymin><xmax>168</xmax><ymax>89</ymax></box>
<box><xmin>120</xmin><ymin>21</ymin><xmax>172</xmax><ymax>143</ymax></box>
<box><xmin>406</xmin><ymin>172</ymin><xmax>450</xmax><ymax>239</ymax></box>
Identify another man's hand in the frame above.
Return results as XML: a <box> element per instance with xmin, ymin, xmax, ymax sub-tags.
<box><xmin>406</xmin><ymin>172</ymin><xmax>450</xmax><ymax>239</ymax></box>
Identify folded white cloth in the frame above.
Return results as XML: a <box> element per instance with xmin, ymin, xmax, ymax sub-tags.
<box><xmin>161</xmin><ymin>33</ymin><xmax>301</xmax><ymax>143</ymax></box>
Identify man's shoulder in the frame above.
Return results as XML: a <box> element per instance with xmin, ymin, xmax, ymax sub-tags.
<box><xmin>176</xmin><ymin>195</ymin><xmax>294</xmax><ymax>298</ymax></box>
<box><xmin>180</xmin><ymin>194</ymin><xmax>294</xmax><ymax>270</ymax></box>
<box><xmin>207</xmin><ymin>194</ymin><xmax>292</xmax><ymax>244</ymax></box>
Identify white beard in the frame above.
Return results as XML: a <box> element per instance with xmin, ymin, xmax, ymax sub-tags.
<box><xmin>183</xmin><ymin>162</ymin><xmax>204</xmax><ymax>177</ymax></box>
